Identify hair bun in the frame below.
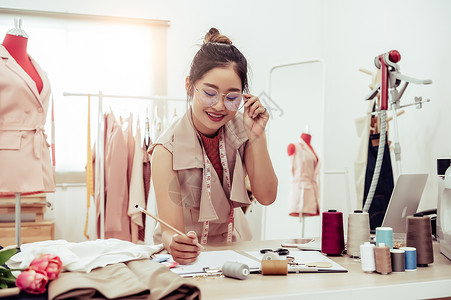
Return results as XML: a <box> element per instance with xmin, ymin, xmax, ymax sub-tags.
<box><xmin>204</xmin><ymin>27</ymin><xmax>232</xmax><ymax>45</ymax></box>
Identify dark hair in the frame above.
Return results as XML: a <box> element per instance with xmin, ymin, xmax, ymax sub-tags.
<box><xmin>187</xmin><ymin>28</ymin><xmax>248</xmax><ymax>98</ymax></box>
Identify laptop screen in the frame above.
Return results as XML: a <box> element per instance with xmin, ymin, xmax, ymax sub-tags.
<box><xmin>381</xmin><ymin>173</ymin><xmax>428</xmax><ymax>233</ymax></box>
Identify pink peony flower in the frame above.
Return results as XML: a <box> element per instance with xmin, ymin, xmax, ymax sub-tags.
<box><xmin>15</xmin><ymin>269</ymin><xmax>48</xmax><ymax>294</ymax></box>
<box><xmin>28</xmin><ymin>254</ymin><xmax>63</xmax><ymax>280</ymax></box>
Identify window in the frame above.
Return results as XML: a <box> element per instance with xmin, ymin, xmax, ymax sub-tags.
<box><xmin>1</xmin><ymin>10</ymin><xmax>169</xmax><ymax>173</ymax></box>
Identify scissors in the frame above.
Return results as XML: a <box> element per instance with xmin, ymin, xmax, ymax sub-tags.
<box><xmin>260</xmin><ymin>248</ymin><xmax>290</xmax><ymax>256</ymax></box>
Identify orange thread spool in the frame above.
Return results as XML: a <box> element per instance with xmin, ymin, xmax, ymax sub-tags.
<box><xmin>261</xmin><ymin>260</ymin><xmax>288</xmax><ymax>275</ymax></box>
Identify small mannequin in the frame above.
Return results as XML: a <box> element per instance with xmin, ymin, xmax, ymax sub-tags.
<box><xmin>2</xmin><ymin>20</ymin><xmax>43</xmax><ymax>93</ymax></box>
<box><xmin>287</xmin><ymin>125</ymin><xmax>320</xmax><ymax>235</ymax></box>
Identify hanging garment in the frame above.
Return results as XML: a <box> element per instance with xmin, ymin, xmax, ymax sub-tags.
<box><xmin>84</xmin><ymin>95</ymin><xmax>94</xmax><ymax>239</ymax></box>
<box><xmin>141</xmin><ymin>140</ymin><xmax>151</xmax><ymax>242</ymax></box>
<box><xmin>122</xmin><ymin>114</ymin><xmax>137</xmax><ymax>242</ymax></box>
<box><xmin>362</xmin><ymin>133</ymin><xmax>394</xmax><ymax>231</ymax></box>
<box><xmin>122</xmin><ymin>113</ymin><xmax>135</xmax><ymax>187</ymax></box>
<box><xmin>0</xmin><ymin>45</ymin><xmax>55</xmax><ymax>195</ymax></box>
<box><xmin>288</xmin><ymin>138</ymin><xmax>320</xmax><ymax>217</ymax></box>
<box><xmin>95</xmin><ymin>112</ymin><xmax>131</xmax><ymax>241</ymax></box>
<box><xmin>143</xmin><ymin>140</ymin><xmax>151</xmax><ymax>202</ymax></box>
<box><xmin>149</xmin><ymin>110</ymin><xmax>253</xmax><ymax>244</ymax></box>
<box><xmin>128</xmin><ymin>123</ymin><xmax>146</xmax><ymax>243</ymax></box>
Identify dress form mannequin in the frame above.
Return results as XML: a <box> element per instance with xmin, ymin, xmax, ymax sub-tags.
<box><xmin>0</xmin><ymin>19</ymin><xmax>55</xmax><ymax>246</ymax></box>
<box><xmin>287</xmin><ymin>125</ymin><xmax>320</xmax><ymax>236</ymax></box>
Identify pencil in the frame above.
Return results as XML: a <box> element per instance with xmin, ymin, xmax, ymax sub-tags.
<box><xmin>135</xmin><ymin>205</ymin><xmax>205</xmax><ymax>250</ymax></box>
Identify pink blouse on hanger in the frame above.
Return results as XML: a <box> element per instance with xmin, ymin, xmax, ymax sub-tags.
<box><xmin>96</xmin><ymin>112</ymin><xmax>131</xmax><ymax>241</ymax></box>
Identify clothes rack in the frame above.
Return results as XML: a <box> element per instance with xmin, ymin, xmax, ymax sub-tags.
<box><xmin>63</xmin><ymin>91</ymin><xmax>184</xmax><ymax>239</ymax></box>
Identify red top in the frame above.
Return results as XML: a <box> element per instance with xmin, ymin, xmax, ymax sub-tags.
<box><xmin>200</xmin><ymin>132</ymin><xmax>223</xmax><ymax>184</ymax></box>
<box><xmin>287</xmin><ymin>133</ymin><xmax>318</xmax><ymax>161</ymax></box>
<box><xmin>2</xmin><ymin>34</ymin><xmax>43</xmax><ymax>93</ymax></box>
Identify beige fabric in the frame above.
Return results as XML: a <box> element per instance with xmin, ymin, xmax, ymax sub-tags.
<box><xmin>149</xmin><ymin>110</ymin><xmax>252</xmax><ymax>243</ymax></box>
<box><xmin>96</xmin><ymin>112</ymin><xmax>131</xmax><ymax>241</ymax></box>
<box><xmin>129</xmin><ymin>123</ymin><xmax>146</xmax><ymax>243</ymax></box>
<box><xmin>288</xmin><ymin>138</ymin><xmax>320</xmax><ymax>216</ymax></box>
<box><xmin>48</xmin><ymin>259</ymin><xmax>200</xmax><ymax>300</ymax></box>
<box><xmin>0</xmin><ymin>45</ymin><xmax>55</xmax><ymax>195</ymax></box>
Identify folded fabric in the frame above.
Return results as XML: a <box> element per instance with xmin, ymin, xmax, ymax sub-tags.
<box><xmin>48</xmin><ymin>259</ymin><xmax>201</xmax><ymax>300</ymax></box>
<box><xmin>7</xmin><ymin>239</ymin><xmax>164</xmax><ymax>273</ymax></box>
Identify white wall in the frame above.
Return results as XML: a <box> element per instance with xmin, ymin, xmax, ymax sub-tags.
<box><xmin>2</xmin><ymin>0</ymin><xmax>450</xmax><ymax>242</ymax></box>
<box><xmin>321</xmin><ymin>0</ymin><xmax>451</xmax><ymax>215</ymax></box>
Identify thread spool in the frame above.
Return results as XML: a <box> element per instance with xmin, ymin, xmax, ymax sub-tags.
<box><xmin>376</xmin><ymin>227</ymin><xmax>393</xmax><ymax>249</ymax></box>
<box><xmin>222</xmin><ymin>262</ymin><xmax>250</xmax><ymax>280</ymax></box>
<box><xmin>374</xmin><ymin>243</ymin><xmax>392</xmax><ymax>275</ymax></box>
<box><xmin>347</xmin><ymin>210</ymin><xmax>370</xmax><ymax>257</ymax></box>
<box><xmin>261</xmin><ymin>260</ymin><xmax>288</xmax><ymax>275</ymax></box>
<box><xmin>400</xmin><ymin>247</ymin><xmax>417</xmax><ymax>271</ymax></box>
<box><xmin>321</xmin><ymin>210</ymin><xmax>345</xmax><ymax>255</ymax></box>
<box><xmin>390</xmin><ymin>249</ymin><xmax>405</xmax><ymax>272</ymax></box>
<box><xmin>360</xmin><ymin>242</ymin><xmax>376</xmax><ymax>272</ymax></box>
<box><xmin>406</xmin><ymin>216</ymin><xmax>434</xmax><ymax>267</ymax></box>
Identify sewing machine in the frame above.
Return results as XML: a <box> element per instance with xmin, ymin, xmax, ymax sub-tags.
<box><xmin>437</xmin><ymin>158</ymin><xmax>451</xmax><ymax>260</ymax></box>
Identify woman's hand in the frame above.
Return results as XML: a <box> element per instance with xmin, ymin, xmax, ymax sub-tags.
<box><xmin>243</xmin><ymin>94</ymin><xmax>269</xmax><ymax>140</ymax></box>
<box><xmin>168</xmin><ymin>231</ymin><xmax>200</xmax><ymax>265</ymax></box>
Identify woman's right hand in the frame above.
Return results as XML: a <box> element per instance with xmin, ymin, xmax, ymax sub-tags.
<box><xmin>169</xmin><ymin>231</ymin><xmax>200</xmax><ymax>264</ymax></box>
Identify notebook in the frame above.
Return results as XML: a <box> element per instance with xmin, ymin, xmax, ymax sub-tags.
<box><xmin>381</xmin><ymin>173</ymin><xmax>428</xmax><ymax>233</ymax></box>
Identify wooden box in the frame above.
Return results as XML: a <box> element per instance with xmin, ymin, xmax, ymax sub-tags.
<box><xmin>0</xmin><ymin>193</ymin><xmax>55</xmax><ymax>246</ymax></box>
<box><xmin>0</xmin><ymin>221</ymin><xmax>55</xmax><ymax>246</ymax></box>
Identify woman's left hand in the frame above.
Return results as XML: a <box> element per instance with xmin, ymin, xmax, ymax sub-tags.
<box><xmin>243</xmin><ymin>94</ymin><xmax>269</xmax><ymax>139</ymax></box>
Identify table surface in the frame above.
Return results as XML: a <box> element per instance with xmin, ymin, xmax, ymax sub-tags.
<box><xmin>191</xmin><ymin>239</ymin><xmax>451</xmax><ymax>300</ymax></box>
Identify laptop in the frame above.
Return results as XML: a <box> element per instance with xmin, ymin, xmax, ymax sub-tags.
<box><xmin>381</xmin><ymin>173</ymin><xmax>428</xmax><ymax>233</ymax></box>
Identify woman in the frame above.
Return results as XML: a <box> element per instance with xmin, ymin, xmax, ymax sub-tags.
<box><xmin>150</xmin><ymin>28</ymin><xmax>278</xmax><ymax>264</ymax></box>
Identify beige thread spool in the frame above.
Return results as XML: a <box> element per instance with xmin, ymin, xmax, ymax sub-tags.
<box><xmin>347</xmin><ymin>210</ymin><xmax>370</xmax><ymax>257</ymax></box>
<box><xmin>374</xmin><ymin>243</ymin><xmax>392</xmax><ymax>275</ymax></box>
<box><xmin>261</xmin><ymin>260</ymin><xmax>288</xmax><ymax>275</ymax></box>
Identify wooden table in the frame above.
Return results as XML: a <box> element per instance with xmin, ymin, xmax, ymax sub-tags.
<box><xmin>192</xmin><ymin>239</ymin><xmax>451</xmax><ymax>299</ymax></box>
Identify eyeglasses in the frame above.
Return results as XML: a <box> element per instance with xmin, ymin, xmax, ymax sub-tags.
<box><xmin>193</xmin><ymin>85</ymin><xmax>244</xmax><ymax>111</ymax></box>
<box><xmin>260</xmin><ymin>248</ymin><xmax>290</xmax><ymax>256</ymax></box>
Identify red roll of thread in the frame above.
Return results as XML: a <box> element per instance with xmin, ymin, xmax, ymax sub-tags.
<box><xmin>321</xmin><ymin>210</ymin><xmax>345</xmax><ymax>255</ymax></box>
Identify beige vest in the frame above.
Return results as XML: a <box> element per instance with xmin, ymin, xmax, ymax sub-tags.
<box><xmin>0</xmin><ymin>45</ymin><xmax>55</xmax><ymax>195</ymax></box>
<box><xmin>150</xmin><ymin>110</ymin><xmax>253</xmax><ymax>243</ymax></box>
